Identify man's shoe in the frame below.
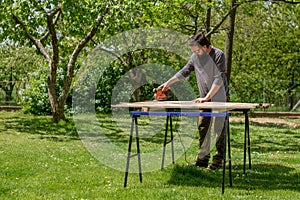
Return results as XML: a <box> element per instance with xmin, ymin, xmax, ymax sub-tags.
<box><xmin>187</xmin><ymin>161</ymin><xmax>208</xmax><ymax>168</ymax></box>
<box><xmin>207</xmin><ymin>164</ymin><xmax>222</xmax><ymax>170</ymax></box>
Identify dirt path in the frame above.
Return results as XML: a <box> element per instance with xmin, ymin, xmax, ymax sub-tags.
<box><xmin>230</xmin><ymin>117</ymin><xmax>300</xmax><ymax>128</ymax></box>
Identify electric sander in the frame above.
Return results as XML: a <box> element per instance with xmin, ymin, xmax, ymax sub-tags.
<box><xmin>153</xmin><ymin>87</ymin><xmax>173</xmax><ymax>101</ymax></box>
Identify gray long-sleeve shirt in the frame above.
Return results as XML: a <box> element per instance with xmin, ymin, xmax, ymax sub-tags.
<box><xmin>175</xmin><ymin>46</ymin><xmax>229</xmax><ymax>101</ymax></box>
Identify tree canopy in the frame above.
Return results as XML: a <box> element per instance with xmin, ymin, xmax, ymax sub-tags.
<box><xmin>0</xmin><ymin>0</ymin><xmax>299</xmax><ymax>119</ymax></box>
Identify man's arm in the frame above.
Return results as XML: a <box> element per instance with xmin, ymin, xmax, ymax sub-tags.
<box><xmin>159</xmin><ymin>60</ymin><xmax>194</xmax><ymax>90</ymax></box>
<box><xmin>193</xmin><ymin>47</ymin><xmax>227</xmax><ymax>103</ymax></box>
<box><xmin>194</xmin><ymin>83</ymin><xmax>221</xmax><ymax>103</ymax></box>
<box><xmin>158</xmin><ymin>76</ymin><xmax>179</xmax><ymax>90</ymax></box>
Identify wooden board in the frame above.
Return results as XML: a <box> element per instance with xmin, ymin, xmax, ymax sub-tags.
<box><xmin>0</xmin><ymin>106</ymin><xmax>22</xmax><ymax>111</ymax></box>
<box><xmin>111</xmin><ymin>101</ymin><xmax>261</xmax><ymax>111</ymax></box>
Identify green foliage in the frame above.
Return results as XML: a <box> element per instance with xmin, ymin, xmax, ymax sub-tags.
<box><xmin>21</xmin><ymin>63</ymin><xmax>72</xmax><ymax>115</ymax></box>
<box><xmin>0</xmin><ymin>45</ymin><xmax>42</xmax><ymax>104</ymax></box>
<box><xmin>231</xmin><ymin>2</ymin><xmax>300</xmax><ymax>106</ymax></box>
<box><xmin>21</xmin><ymin>65</ymin><xmax>52</xmax><ymax>115</ymax></box>
<box><xmin>1</xmin><ymin>0</ymin><xmax>300</xmax><ymax>114</ymax></box>
<box><xmin>0</xmin><ymin>0</ymin><xmax>113</xmax><ymax>117</ymax></box>
<box><xmin>95</xmin><ymin>64</ymin><xmax>122</xmax><ymax>113</ymax></box>
<box><xmin>95</xmin><ymin>49</ymin><xmax>190</xmax><ymax>113</ymax></box>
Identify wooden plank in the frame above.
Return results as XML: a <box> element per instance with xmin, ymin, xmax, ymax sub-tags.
<box><xmin>0</xmin><ymin>106</ymin><xmax>22</xmax><ymax>111</ymax></box>
<box><xmin>291</xmin><ymin>99</ymin><xmax>300</xmax><ymax>112</ymax></box>
<box><xmin>111</xmin><ymin>101</ymin><xmax>261</xmax><ymax>110</ymax></box>
<box><xmin>252</xmin><ymin>111</ymin><xmax>300</xmax><ymax>118</ymax></box>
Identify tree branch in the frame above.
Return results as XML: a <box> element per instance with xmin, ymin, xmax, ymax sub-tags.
<box><xmin>206</xmin><ymin>3</ymin><xmax>240</xmax><ymax>37</ymax></box>
<box><xmin>40</xmin><ymin>32</ymin><xmax>50</xmax><ymax>43</ymax></box>
<box><xmin>69</xmin><ymin>5</ymin><xmax>110</xmax><ymax>68</ymax></box>
<box><xmin>271</xmin><ymin>0</ymin><xmax>300</xmax><ymax>4</ymax></box>
<box><xmin>40</xmin><ymin>9</ymin><xmax>61</xmax><ymax>43</ymax></box>
<box><xmin>48</xmin><ymin>6</ymin><xmax>61</xmax><ymax>16</ymax></box>
<box><xmin>242</xmin><ymin>0</ymin><xmax>300</xmax><ymax>5</ymax></box>
<box><xmin>174</xmin><ymin>23</ymin><xmax>197</xmax><ymax>32</ymax></box>
<box><xmin>181</xmin><ymin>3</ymin><xmax>198</xmax><ymax>19</ymax></box>
<box><xmin>46</xmin><ymin>7</ymin><xmax>61</xmax><ymax>72</ymax></box>
<box><xmin>60</xmin><ymin>5</ymin><xmax>110</xmax><ymax>103</ymax></box>
<box><xmin>91</xmin><ymin>38</ymin><xmax>132</xmax><ymax>69</ymax></box>
<box><xmin>206</xmin><ymin>0</ymin><xmax>299</xmax><ymax>37</ymax></box>
<box><xmin>288</xmin><ymin>83</ymin><xmax>300</xmax><ymax>91</ymax></box>
<box><xmin>100</xmin><ymin>46</ymin><xmax>128</xmax><ymax>67</ymax></box>
<box><xmin>30</xmin><ymin>0</ymin><xmax>62</xmax><ymax>43</ymax></box>
<box><xmin>12</xmin><ymin>14</ymin><xmax>51</xmax><ymax>62</ymax></box>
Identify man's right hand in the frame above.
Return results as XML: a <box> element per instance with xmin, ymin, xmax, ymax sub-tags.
<box><xmin>157</xmin><ymin>83</ymin><xmax>169</xmax><ymax>91</ymax></box>
<box><xmin>157</xmin><ymin>76</ymin><xmax>180</xmax><ymax>92</ymax></box>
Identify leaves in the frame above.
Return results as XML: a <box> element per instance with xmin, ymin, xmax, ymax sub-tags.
<box><xmin>232</xmin><ymin>2</ymin><xmax>300</xmax><ymax>105</ymax></box>
<box><xmin>0</xmin><ymin>0</ymin><xmax>299</xmax><ymax>113</ymax></box>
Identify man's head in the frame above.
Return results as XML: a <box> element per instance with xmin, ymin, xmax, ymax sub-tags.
<box><xmin>189</xmin><ymin>33</ymin><xmax>211</xmax><ymax>55</ymax></box>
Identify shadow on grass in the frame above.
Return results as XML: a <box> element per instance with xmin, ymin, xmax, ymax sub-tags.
<box><xmin>3</xmin><ymin>114</ymin><xmax>79</xmax><ymax>141</ymax></box>
<box><xmin>168</xmin><ymin>163</ymin><xmax>299</xmax><ymax>192</ymax></box>
<box><xmin>93</xmin><ymin>115</ymin><xmax>174</xmax><ymax>145</ymax></box>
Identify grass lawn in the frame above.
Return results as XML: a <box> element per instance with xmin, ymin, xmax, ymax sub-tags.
<box><xmin>0</xmin><ymin>111</ymin><xmax>299</xmax><ymax>200</ymax></box>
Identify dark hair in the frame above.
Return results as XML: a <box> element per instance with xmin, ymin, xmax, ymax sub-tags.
<box><xmin>189</xmin><ymin>33</ymin><xmax>211</xmax><ymax>47</ymax></box>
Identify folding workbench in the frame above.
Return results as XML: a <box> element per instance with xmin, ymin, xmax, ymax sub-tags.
<box><xmin>112</xmin><ymin>101</ymin><xmax>260</xmax><ymax>194</ymax></box>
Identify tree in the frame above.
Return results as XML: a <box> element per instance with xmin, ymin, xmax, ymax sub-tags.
<box><xmin>0</xmin><ymin>44</ymin><xmax>41</xmax><ymax>104</ymax></box>
<box><xmin>224</xmin><ymin>0</ymin><xmax>237</xmax><ymax>83</ymax></box>
<box><xmin>1</xmin><ymin>1</ymin><xmax>110</xmax><ymax>122</ymax></box>
<box><xmin>231</xmin><ymin>1</ymin><xmax>300</xmax><ymax>106</ymax></box>
<box><xmin>1</xmin><ymin>0</ymin><xmax>298</xmax><ymax>117</ymax></box>
<box><xmin>209</xmin><ymin>0</ymin><xmax>300</xmax><ymax>83</ymax></box>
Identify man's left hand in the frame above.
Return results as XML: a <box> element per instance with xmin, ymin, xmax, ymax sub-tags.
<box><xmin>193</xmin><ymin>97</ymin><xmax>208</xmax><ymax>103</ymax></box>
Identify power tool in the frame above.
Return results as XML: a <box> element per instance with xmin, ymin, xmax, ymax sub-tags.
<box><xmin>153</xmin><ymin>87</ymin><xmax>173</xmax><ymax>101</ymax></box>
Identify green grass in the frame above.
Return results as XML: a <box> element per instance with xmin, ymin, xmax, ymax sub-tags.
<box><xmin>0</xmin><ymin>111</ymin><xmax>299</xmax><ymax>200</ymax></box>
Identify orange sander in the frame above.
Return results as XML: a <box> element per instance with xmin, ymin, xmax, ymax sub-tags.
<box><xmin>153</xmin><ymin>87</ymin><xmax>173</xmax><ymax>101</ymax></box>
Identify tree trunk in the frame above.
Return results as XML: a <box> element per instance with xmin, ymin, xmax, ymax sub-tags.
<box><xmin>4</xmin><ymin>67</ymin><xmax>15</xmax><ymax>104</ymax></box>
<box><xmin>5</xmin><ymin>90</ymin><xmax>13</xmax><ymax>104</ymax></box>
<box><xmin>224</xmin><ymin>0</ymin><xmax>237</xmax><ymax>84</ymax></box>
<box><xmin>47</xmin><ymin>76</ymin><xmax>66</xmax><ymax>122</ymax></box>
<box><xmin>48</xmin><ymin>98</ymin><xmax>66</xmax><ymax>122</ymax></box>
<box><xmin>52</xmin><ymin>103</ymin><xmax>66</xmax><ymax>122</ymax></box>
<box><xmin>205</xmin><ymin>0</ymin><xmax>212</xmax><ymax>40</ymax></box>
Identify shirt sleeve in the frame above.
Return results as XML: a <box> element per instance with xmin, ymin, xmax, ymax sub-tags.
<box><xmin>175</xmin><ymin>59</ymin><xmax>195</xmax><ymax>80</ymax></box>
<box><xmin>212</xmin><ymin>51</ymin><xmax>226</xmax><ymax>86</ymax></box>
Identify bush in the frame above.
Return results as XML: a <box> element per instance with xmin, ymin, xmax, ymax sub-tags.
<box><xmin>21</xmin><ymin>66</ymin><xmax>51</xmax><ymax>115</ymax></box>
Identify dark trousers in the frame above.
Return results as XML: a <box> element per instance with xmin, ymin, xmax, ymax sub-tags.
<box><xmin>196</xmin><ymin>110</ymin><xmax>226</xmax><ymax>166</ymax></box>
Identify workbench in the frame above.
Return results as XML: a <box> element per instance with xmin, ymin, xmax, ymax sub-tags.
<box><xmin>112</xmin><ymin>101</ymin><xmax>261</xmax><ymax>193</ymax></box>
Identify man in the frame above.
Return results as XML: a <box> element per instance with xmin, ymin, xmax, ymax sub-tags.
<box><xmin>158</xmin><ymin>33</ymin><xmax>229</xmax><ymax>170</ymax></box>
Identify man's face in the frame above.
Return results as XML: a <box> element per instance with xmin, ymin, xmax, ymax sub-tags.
<box><xmin>190</xmin><ymin>45</ymin><xmax>207</xmax><ymax>56</ymax></box>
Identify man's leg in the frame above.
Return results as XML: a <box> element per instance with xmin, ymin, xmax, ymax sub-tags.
<box><xmin>209</xmin><ymin>117</ymin><xmax>226</xmax><ymax>170</ymax></box>
<box><xmin>189</xmin><ymin>113</ymin><xmax>211</xmax><ymax>167</ymax></box>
